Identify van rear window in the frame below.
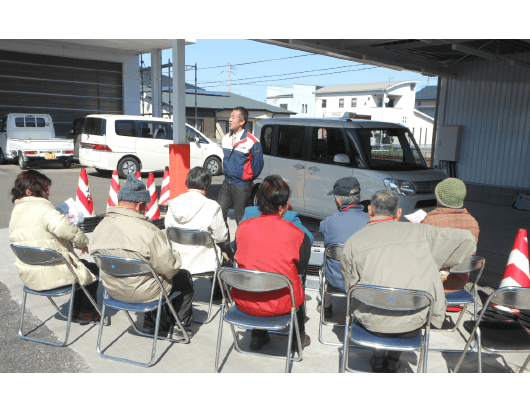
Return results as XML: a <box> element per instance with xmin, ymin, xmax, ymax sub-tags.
<box><xmin>84</xmin><ymin>118</ymin><xmax>106</xmax><ymax>136</ymax></box>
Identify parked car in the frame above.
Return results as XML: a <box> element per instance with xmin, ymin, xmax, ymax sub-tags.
<box><xmin>253</xmin><ymin>117</ymin><xmax>447</xmax><ymax>218</ymax></box>
<box><xmin>66</xmin><ymin>117</ymin><xmax>85</xmax><ymax>160</ymax></box>
<box><xmin>0</xmin><ymin>114</ymin><xmax>74</xmax><ymax>169</ymax></box>
<box><xmin>78</xmin><ymin>115</ymin><xmax>224</xmax><ymax>178</ymax></box>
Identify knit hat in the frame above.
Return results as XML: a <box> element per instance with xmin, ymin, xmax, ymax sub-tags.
<box><xmin>435</xmin><ymin>178</ymin><xmax>466</xmax><ymax>209</ymax></box>
<box><xmin>117</xmin><ymin>174</ymin><xmax>151</xmax><ymax>203</ymax></box>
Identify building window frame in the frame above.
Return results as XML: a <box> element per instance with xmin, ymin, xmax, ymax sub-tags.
<box><xmin>339</xmin><ymin>98</ymin><xmax>344</xmax><ymax>108</ymax></box>
<box><xmin>351</xmin><ymin>98</ymin><xmax>357</xmax><ymax>108</ymax></box>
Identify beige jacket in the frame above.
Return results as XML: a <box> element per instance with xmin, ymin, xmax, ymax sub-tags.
<box><xmin>90</xmin><ymin>207</ymin><xmax>182</xmax><ymax>303</ymax></box>
<box><xmin>165</xmin><ymin>189</ymin><xmax>228</xmax><ymax>275</ymax></box>
<box><xmin>340</xmin><ymin>216</ymin><xmax>476</xmax><ymax>333</ymax></box>
<box><xmin>9</xmin><ymin>196</ymin><xmax>96</xmax><ymax>291</ymax></box>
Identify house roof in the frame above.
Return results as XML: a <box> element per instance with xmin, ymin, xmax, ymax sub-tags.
<box><xmin>415</xmin><ymin>85</ymin><xmax>438</xmax><ymax>100</ymax></box>
<box><xmin>315</xmin><ymin>81</ymin><xmax>417</xmax><ymax>94</ymax></box>
<box><xmin>153</xmin><ymin>91</ymin><xmax>296</xmax><ymax>114</ymax></box>
<box><xmin>415</xmin><ymin>107</ymin><xmax>436</xmax><ymax>118</ymax></box>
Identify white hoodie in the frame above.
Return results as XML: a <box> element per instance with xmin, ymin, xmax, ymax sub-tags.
<box><xmin>164</xmin><ymin>189</ymin><xmax>228</xmax><ymax>275</ymax></box>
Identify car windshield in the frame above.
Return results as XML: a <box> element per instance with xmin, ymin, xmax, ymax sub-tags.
<box><xmin>351</xmin><ymin>128</ymin><xmax>427</xmax><ymax>170</ymax></box>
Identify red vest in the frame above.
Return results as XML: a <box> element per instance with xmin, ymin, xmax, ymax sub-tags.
<box><xmin>232</xmin><ymin>214</ymin><xmax>306</xmax><ymax>316</ymax></box>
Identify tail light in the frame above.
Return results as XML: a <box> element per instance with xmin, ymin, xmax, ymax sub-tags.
<box><xmin>64</xmin><ymin>151</ymin><xmax>74</xmax><ymax>154</ymax></box>
<box><xmin>93</xmin><ymin>144</ymin><xmax>112</xmax><ymax>152</ymax></box>
<box><xmin>26</xmin><ymin>151</ymin><xmax>36</xmax><ymax>155</ymax></box>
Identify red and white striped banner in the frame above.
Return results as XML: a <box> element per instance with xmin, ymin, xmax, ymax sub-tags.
<box><xmin>75</xmin><ymin>168</ymin><xmax>95</xmax><ymax>217</ymax></box>
<box><xmin>159</xmin><ymin>166</ymin><xmax>170</xmax><ymax>206</ymax></box>
<box><xmin>107</xmin><ymin>170</ymin><xmax>120</xmax><ymax>211</ymax></box>
<box><xmin>145</xmin><ymin>172</ymin><xmax>160</xmax><ymax>220</ymax></box>
<box><xmin>495</xmin><ymin>229</ymin><xmax>529</xmax><ymax>315</ymax></box>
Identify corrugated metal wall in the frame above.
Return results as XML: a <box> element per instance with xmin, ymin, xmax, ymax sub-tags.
<box><xmin>439</xmin><ymin>55</ymin><xmax>530</xmax><ymax>189</ymax></box>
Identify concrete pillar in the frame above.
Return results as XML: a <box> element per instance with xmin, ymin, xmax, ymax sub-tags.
<box><xmin>151</xmin><ymin>49</ymin><xmax>162</xmax><ymax>117</ymax></box>
<box><xmin>169</xmin><ymin>39</ymin><xmax>189</xmax><ymax>199</ymax></box>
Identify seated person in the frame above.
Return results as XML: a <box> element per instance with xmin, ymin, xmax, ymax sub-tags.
<box><xmin>318</xmin><ymin>177</ymin><xmax>369</xmax><ymax>317</ymax></box>
<box><xmin>421</xmin><ymin>178</ymin><xmax>480</xmax><ymax>293</ymax></box>
<box><xmin>165</xmin><ymin>167</ymin><xmax>228</xmax><ymax>298</ymax></box>
<box><xmin>231</xmin><ymin>175</ymin><xmax>311</xmax><ymax>351</ymax></box>
<box><xmin>91</xmin><ymin>174</ymin><xmax>194</xmax><ymax>336</ymax></box>
<box><xmin>340</xmin><ymin>190</ymin><xmax>476</xmax><ymax>372</ymax></box>
<box><xmin>241</xmin><ymin>203</ymin><xmax>315</xmax><ymax>245</ymax></box>
<box><xmin>9</xmin><ymin>170</ymin><xmax>100</xmax><ymax>324</ymax></box>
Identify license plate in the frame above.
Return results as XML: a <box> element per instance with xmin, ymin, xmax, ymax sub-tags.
<box><xmin>45</xmin><ymin>153</ymin><xmax>56</xmax><ymax>159</ymax></box>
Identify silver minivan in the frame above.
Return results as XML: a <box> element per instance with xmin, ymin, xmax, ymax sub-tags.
<box><xmin>254</xmin><ymin>118</ymin><xmax>447</xmax><ymax>218</ymax></box>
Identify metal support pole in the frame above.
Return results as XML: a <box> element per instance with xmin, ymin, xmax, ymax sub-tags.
<box><xmin>151</xmin><ymin>49</ymin><xmax>162</xmax><ymax>118</ymax></box>
<box><xmin>430</xmin><ymin>78</ymin><xmax>443</xmax><ymax>167</ymax></box>
<box><xmin>194</xmin><ymin>62</ymin><xmax>198</xmax><ymax>130</ymax></box>
<box><xmin>172</xmin><ymin>40</ymin><xmax>186</xmax><ymax>144</ymax></box>
<box><xmin>228</xmin><ymin>62</ymin><xmax>231</xmax><ymax>92</ymax></box>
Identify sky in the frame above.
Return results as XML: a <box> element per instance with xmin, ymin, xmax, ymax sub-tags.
<box><xmin>140</xmin><ymin>40</ymin><xmax>438</xmax><ymax>103</ymax></box>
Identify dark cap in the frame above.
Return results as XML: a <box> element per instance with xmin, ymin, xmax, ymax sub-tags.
<box><xmin>327</xmin><ymin>177</ymin><xmax>361</xmax><ymax>196</ymax></box>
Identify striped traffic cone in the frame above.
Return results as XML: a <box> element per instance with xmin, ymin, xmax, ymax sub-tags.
<box><xmin>494</xmin><ymin>229</ymin><xmax>529</xmax><ymax>315</ymax></box>
<box><xmin>135</xmin><ymin>171</ymin><xmax>141</xmax><ymax>180</ymax></box>
<box><xmin>75</xmin><ymin>168</ymin><xmax>95</xmax><ymax>217</ymax></box>
<box><xmin>107</xmin><ymin>170</ymin><xmax>120</xmax><ymax>211</ymax></box>
<box><xmin>145</xmin><ymin>172</ymin><xmax>160</xmax><ymax>220</ymax></box>
<box><xmin>159</xmin><ymin>166</ymin><xmax>170</xmax><ymax>206</ymax></box>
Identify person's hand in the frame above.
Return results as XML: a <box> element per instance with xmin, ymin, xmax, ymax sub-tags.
<box><xmin>75</xmin><ymin>246</ymin><xmax>89</xmax><ymax>255</ymax></box>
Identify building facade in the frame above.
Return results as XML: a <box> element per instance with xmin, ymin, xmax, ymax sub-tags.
<box><xmin>266</xmin><ymin>84</ymin><xmax>319</xmax><ymax>117</ymax></box>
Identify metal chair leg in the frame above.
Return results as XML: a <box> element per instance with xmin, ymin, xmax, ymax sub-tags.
<box><xmin>214</xmin><ymin>302</ymin><xmax>226</xmax><ymax>373</ymax></box>
<box><xmin>520</xmin><ymin>353</ymin><xmax>530</xmax><ymax>373</ymax></box>
<box><xmin>340</xmin><ymin>316</ymin><xmax>351</xmax><ymax>373</ymax></box>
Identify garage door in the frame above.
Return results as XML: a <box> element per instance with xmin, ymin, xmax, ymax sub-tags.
<box><xmin>0</xmin><ymin>50</ymin><xmax>123</xmax><ymax>137</ymax></box>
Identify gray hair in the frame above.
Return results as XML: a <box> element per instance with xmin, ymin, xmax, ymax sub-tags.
<box><xmin>336</xmin><ymin>193</ymin><xmax>361</xmax><ymax>206</ymax></box>
<box><xmin>370</xmin><ymin>190</ymin><xmax>399</xmax><ymax>216</ymax></box>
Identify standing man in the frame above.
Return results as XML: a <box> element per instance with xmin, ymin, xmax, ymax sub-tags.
<box><xmin>218</xmin><ymin>107</ymin><xmax>264</xmax><ymax>243</ymax></box>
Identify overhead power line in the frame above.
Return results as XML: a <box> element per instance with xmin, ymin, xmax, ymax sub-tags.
<box><xmin>198</xmin><ymin>63</ymin><xmax>365</xmax><ymax>85</ymax></box>
<box><xmin>196</xmin><ymin>53</ymin><xmax>316</xmax><ymax>70</ymax></box>
<box><xmin>202</xmin><ymin>66</ymin><xmax>379</xmax><ymax>89</ymax></box>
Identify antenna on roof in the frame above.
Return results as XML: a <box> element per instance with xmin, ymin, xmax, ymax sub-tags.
<box><xmin>427</xmin><ymin>77</ymin><xmax>430</xmax><ymax>86</ymax></box>
<box><xmin>388</xmin><ymin>76</ymin><xmax>394</xmax><ymax>85</ymax></box>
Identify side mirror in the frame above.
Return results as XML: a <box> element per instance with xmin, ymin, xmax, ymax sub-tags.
<box><xmin>333</xmin><ymin>154</ymin><xmax>350</xmax><ymax>164</ymax></box>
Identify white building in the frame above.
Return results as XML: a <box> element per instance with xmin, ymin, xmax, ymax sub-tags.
<box><xmin>314</xmin><ymin>81</ymin><xmax>434</xmax><ymax>146</ymax></box>
<box><xmin>266</xmin><ymin>84</ymin><xmax>320</xmax><ymax>117</ymax></box>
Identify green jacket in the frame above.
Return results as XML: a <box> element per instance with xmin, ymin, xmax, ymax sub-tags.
<box><xmin>90</xmin><ymin>207</ymin><xmax>181</xmax><ymax>303</ymax></box>
<box><xmin>340</xmin><ymin>215</ymin><xmax>476</xmax><ymax>333</ymax></box>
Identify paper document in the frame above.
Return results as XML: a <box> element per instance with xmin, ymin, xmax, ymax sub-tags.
<box><xmin>404</xmin><ymin>209</ymin><xmax>427</xmax><ymax>223</ymax></box>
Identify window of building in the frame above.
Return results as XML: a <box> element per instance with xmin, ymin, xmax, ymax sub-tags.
<box><xmin>280</xmin><ymin>104</ymin><xmax>288</xmax><ymax>110</ymax></box>
<box><xmin>386</xmin><ymin>99</ymin><xmax>395</xmax><ymax>108</ymax></box>
<box><xmin>322</xmin><ymin>99</ymin><xmax>327</xmax><ymax>108</ymax></box>
<box><xmin>217</xmin><ymin>120</ymin><xmax>229</xmax><ymax>134</ymax></box>
<box><xmin>186</xmin><ymin>118</ymin><xmax>204</xmax><ymax>133</ymax></box>
<box><xmin>302</xmin><ymin>104</ymin><xmax>307</xmax><ymax>113</ymax></box>
<box><xmin>277</xmin><ymin>125</ymin><xmax>305</xmax><ymax>159</ymax></box>
<box><xmin>115</xmin><ymin>120</ymin><xmax>137</xmax><ymax>137</ymax></box>
<box><xmin>351</xmin><ymin>98</ymin><xmax>357</xmax><ymax>108</ymax></box>
<box><xmin>245</xmin><ymin>121</ymin><xmax>253</xmax><ymax>134</ymax></box>
<box><xmin>339</xmin><ymin>98</ymin><xmax>344</xmax><ymax>108</ymax></box>
<box><xmin>417</xmin><ymin>101</ymin><xmax>422</xmax><ymax>106</ymax></box>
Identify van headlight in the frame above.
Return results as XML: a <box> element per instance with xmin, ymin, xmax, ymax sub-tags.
<box><xmin>384</xmin><ymin>179</ymin><xmax>416</xmax><ymax>196</ymax></box>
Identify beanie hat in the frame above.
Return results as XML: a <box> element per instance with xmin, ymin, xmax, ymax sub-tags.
<box><xmin>435</xmin><ymin>178</ymin><xmax>466</xmax><ymax>209</ymax></box>
<box><xmin>117</xmin><ymin>174</ymin><xmax>151</xmax><ymax>203</ymax></box>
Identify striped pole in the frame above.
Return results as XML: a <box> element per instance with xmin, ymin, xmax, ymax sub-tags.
<box><xmin>145</xmin><ymin>172</ymin><xmax>160</xmax><ymax>220</ymax></box>
<box><xmin>159</xmin><ymin>166</ymin><xmax>170</xmax><ymax>206</ymax></box>
<box><xmin>107</xmin><ymin>170</ymin><xmax>120</xmax><ymax>211</ymax></box>
<box><xmin>494</xmin><ymin>229</ymin><xmax>529</xmax><ymax>315</ymax></box>
<box><xmin>75</xmin><ymin>168</ymin><xmax>95</xmax><ymax>217</ymax></box>
<box><xmin>135</xmin><ymin>171</ymin><xmax>141</xmax><ymax>180</ymax></box>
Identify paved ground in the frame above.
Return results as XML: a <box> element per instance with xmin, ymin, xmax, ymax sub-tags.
<box><xmin>0</xmin><ymin>281</ymin><xmax>89</xmax><ymax>373</ymax></box>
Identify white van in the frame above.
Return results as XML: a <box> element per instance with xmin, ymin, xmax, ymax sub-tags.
<box><xmin>78</xmin><ymin>115</ymin><xmax>223</xmax><ymax>178</ymax></box>
<box><xmin>254</xmin><ymin>117</ymin><xmax>448</xmax><ymax>217</ymax></box>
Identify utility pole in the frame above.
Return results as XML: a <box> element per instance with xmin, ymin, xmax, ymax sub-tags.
<box><xmin>194</xmin><ymin>62</ymin><xmax>198</xmax><ymax>130</ymax></box>
<box><xmin>228</xmin><ymin>62</ymin><xmax>231</xmax><ymax>92</ymax></box>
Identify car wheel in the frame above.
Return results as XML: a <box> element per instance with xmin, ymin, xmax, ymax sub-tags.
<box><xmin>18</xmin><ymin>155</ymin><xmax>28</xmax><ymax>170</ymax></box>
<box><xmin>204</xmin><ymin>156</ymin><xmax>222</xmax><ymax>176</ymax></box>
<box><xmin>118</xmin><ymin>157</ymin><xmax>140</xmax><ymax>179</ymax></box>
<box><xmin>0</xmin><ymin>148</ymin><xmax>5</xmax><ymax>165</ymax></box>
<box><xmin>62</xmin><ymin>160</ymin><xmax>72</xmax><ymax>169</ymax></box>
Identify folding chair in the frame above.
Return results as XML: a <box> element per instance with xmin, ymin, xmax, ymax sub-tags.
<box><xmin>215</xmin><ymin>267</ymin><xmax>304</xmax><ymax>373</ymax></box>
<box><xmin>431</xmin><ymin>256</ymin><xmax>485</xmax><ymax>352</ymax></box>
<box><xmin>340</xmin><ymin>284</ymin><xmax>434</xmax><ymax>373</ymax></box>
<box><xmin>94</xmin><ymin>254</ymin><xmax>190</xmax><ymax>367</ymax></box>
<box><xmin>166</xmin><ymin>226</ymin><xmax>222</xmax><ymax>324</ymax></box>
<box><xmin>10</xmin><ymin>244</ymin><xmax>101</xmax><ymax>347</ymax></box>
<box><xmin>454</xmin><ymin>286</ymin><xmax>530</xmax><ymax>373</ymax></box>
<box><xmin>318</xmin><ymin>243</ymin><xmax>346</xmax><ymax>346</ymax></box>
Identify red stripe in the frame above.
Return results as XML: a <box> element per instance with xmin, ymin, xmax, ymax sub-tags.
<box><xmin>504</xmin><ymin>263</ymin><xmax>530</xmax><ymax>287</ymax></box>
<box><xmin>340</xmin><ymin>204</ymin><xmax>357</xmax><ymax>212</ymax></box>
<box><xmin>161</xmin><ymin>184</ymin><xmax>170</xmax><ymax>194</ymax></box>
<box><xmin>233</xmin><ymin>139</ymin><xmax>246</xmax><ymax>148</ymax></box>
<box><xmin>242</xmin><ymin>149</ymin><xmax>253</xmax><ymax>181</ymax></box>
<box><xmin>367</xmin><ymin>217</ymin><xmax>394</xmax><ymax>224</ymax></box>
<box><xmin>514</xmin><ymin>229</ymin><xmax>529</xmax><ymax>259</ymax></box>
<box><xmin>246</xmin><ymin>133</ymin><xmax>258</xmax><ymax>143</ymax></box>
<box><xmin>111</xmin><ymin>181</ymin><xmax>119</xmax><ymax>192</ymax></box>
<box><xmin>108</xmin><ymin>195</ymin><xmax>116</xmax><ymax>207</ymax></box>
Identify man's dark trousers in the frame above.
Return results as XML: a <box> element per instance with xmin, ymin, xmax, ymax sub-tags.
<box><xmin>217</xmin><ymin>179</ymin><xmax>252</xmax><ymax>242</ymax></box>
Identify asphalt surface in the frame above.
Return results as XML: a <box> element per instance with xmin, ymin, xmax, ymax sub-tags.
<box><xmin>0</xmin><ymin>281</ymin><xmax>90</xmax><ymax>373</ymax></box>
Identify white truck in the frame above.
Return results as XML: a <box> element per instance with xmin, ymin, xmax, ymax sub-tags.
<box><xmin>0</xmin><ymin>114</ymin><xmax>74</xmax><ymax>169</ymax></box>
